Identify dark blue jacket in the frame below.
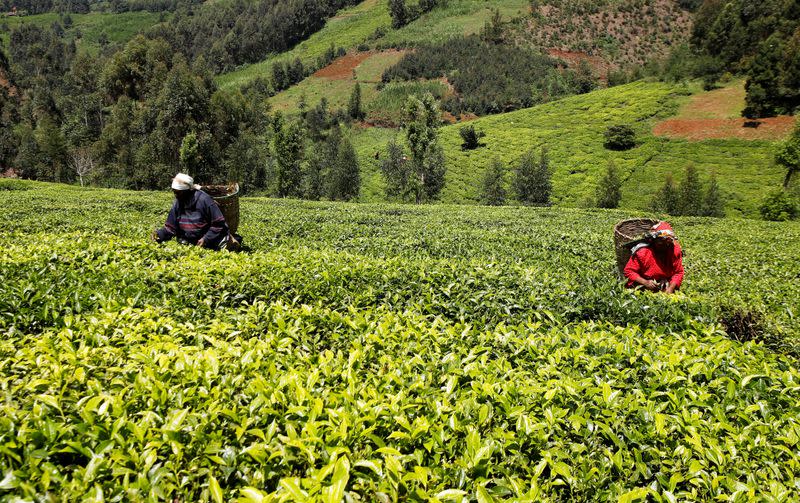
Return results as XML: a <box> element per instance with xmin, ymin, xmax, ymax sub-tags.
<box><xmin>156</xmin><ymin>190</ymin><xmax>228</xmax><ymax>247</ymax></box>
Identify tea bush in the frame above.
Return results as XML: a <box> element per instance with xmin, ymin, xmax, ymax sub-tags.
<box><xmin>1</xmin><ymin>180</ymin><xmax>799</xmax><ymax>501</ymax></box>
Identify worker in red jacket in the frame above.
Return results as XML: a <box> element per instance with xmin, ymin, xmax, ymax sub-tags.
<box><xmin>624</xmin><ymin>221</ymin><xmax>684</xmax><ymax>294</ymax></box>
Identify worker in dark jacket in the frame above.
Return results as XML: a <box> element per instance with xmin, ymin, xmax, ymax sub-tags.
<box><xmin>623</xmin><ymin>221</ymin><xmax>684</xmax><ymax>294</ymax></box>
<box><xmin>153</xmin><ymin>173</ymin><xmax>236</xmax><ymax>250</ymax></box>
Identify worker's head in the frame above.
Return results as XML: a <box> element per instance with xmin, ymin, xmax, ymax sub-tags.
<box><xmin>171</xmin><ymin>173</ymin><xmax>199</xmax><ymax>203</ymax></box>
<box><xmin>648</xmin><ymin>221</ymin><xmax>677</xmax><ymax>249</ymax></box>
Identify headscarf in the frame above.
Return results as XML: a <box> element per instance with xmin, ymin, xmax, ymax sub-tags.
<box><xmin>647</xmin><ymin>221</ymin><xmax>677</xmax><ymax>242</ymax></box>
<box><xmin>171</xmin><ymin>173</ymin><xmax>201</xmax><ymax>191</ymax></box>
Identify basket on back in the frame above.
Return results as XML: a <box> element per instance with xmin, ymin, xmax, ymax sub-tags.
<box><xmin>202</xmin><ymin>183</ymin><xmax>240</xmax><ymax>235</ymax></box>
<box><xmin>613</xmin><ymin>218</ymin><xmax>659</xmax><ymax>278</ymax></box>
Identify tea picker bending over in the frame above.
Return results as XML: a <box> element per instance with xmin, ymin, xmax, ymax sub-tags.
<box><xmin>623</xmin><ymin>221</ymin><xmax>683</xmax><ymax>294</ymax></box>
<box><xmin>152</xmin><ymin>173</ymin><xmax>240</xmax><ymax>251</ymax></box>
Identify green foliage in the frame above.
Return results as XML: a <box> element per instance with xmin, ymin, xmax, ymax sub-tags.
<box><xmin>388</xmin><ymin>0</ymin><xmax>408</xmax><ymax>29</ymax></box>
<box><xmin>351</xmin><ymin>82</ymin><xmax>782</xmax><ymax>217</ymax></box>
<box><xmin>458</xmin><ymin>124</ymin><xmax>484</xmax><ymax>150</ymax></box>
<box><xmin>514</xmin><ymin>147</ymin><xmax>551</xmax><ymax>206</ymax></box>
<box><xmin>651</xmin><ymin>173</ymin><xmax>679</xmax><ymax>214</ymax></box>
<box><xmin>678</xmin><ymin>164</ymin><xmax>703</xmax><ymax>216</ymax></box>
<box><xmin>690</xmin><ymin>0</ymin><xmax>800</xmax><ymax>117</ymax></box>
<box><xmin>760</xmin><ymin>190</ymin><xmax>799</xmax><ymax>221</ymax></box>
<box><xmin>403</xmin><ymin>92</ymin><xmax>445</xmax><ymax>203</ymax></box>
<box><xmin>595</xmin><ymin>160</ymin><xmax>622</xmax><ymax>209</ymax></box>
<box><xmin>776</xmin><ymin>123</ymin><xmax>800</xmax><ymax>188</ymax></box>
<box><xmin>480</xmin><ymin>158</ymin><xmax>505</xmax><ymax>206</ymax></box>
<box><xmin>347</xmin><ymin>82</ymin><xmax>365</xmax><ymax>121</ymax></box>
<box><xmin>379</xmin><ymin>137</ymin><xmax>410</xmax><ymax>201</ymax></box>
<box><xmin>701</xmin><ymin>173</ymin><xmax>725</xmax><ymax>218</ymax></box>
<box><xmin>383</xmin><ymin>35</ymin><xmax>575</xmax><ymax>116</ymax></box>
<box><xmin>603</xmin><ymin>124</ymin><xmax>636</xmax><ymax>150</ymax></box>
<box><xmin>1</xmin><ymin>181</ymin><xmax>800</xmax><ymax>500</ymax></box>
<box><xmin>272</xmin><ymin>113</ymin><xmax>305</xmax><ymax>198</ymax></box>
<box><xmin>329</xmin><ymin>136</ymin><xmax>360</xmax><ymax>201</ymax></box>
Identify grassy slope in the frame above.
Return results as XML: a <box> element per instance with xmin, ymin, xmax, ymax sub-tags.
<box><xmin>352</xmin><ymin>81</ymin><xmax>784</xmax><ymax>217</ymax></box>
<box><xmin>0</xmin><ymin>11</ymin><xmax>165</xmax><ymax>53</ymax></box>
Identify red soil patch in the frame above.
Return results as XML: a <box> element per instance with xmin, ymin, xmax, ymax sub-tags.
<box><xmin>547</xmin><ymin>49</ymin><xmax>609</xmax><ymax>82</ymax></box>
<box><xmin>0</xmin><ymin>70</ymin><xmax>17</xmax><ymax>97</ymax></box>
<box><xmin>653</xmin><ymin>116</ymin><xmax>797</xmax><ymax>141</ymax></box>
<box><xmin>313</xmin><ymin>52</ymin><xmax>373</xmax><ymax>80</ymax></box>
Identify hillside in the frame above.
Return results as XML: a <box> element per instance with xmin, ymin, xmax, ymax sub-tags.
<box><xmin>520</xmin><ymin>0</ymin><xmax>693</xmax><ymax>69</ymax></box>
<box><xmin>1</xmin><ymin>179</ymin><xmax>799</xmax><ymax>500</ymax></box>
<box><xmin>218</xmin><ymin>0</ymin><xmax>693</xmax><ymax>96</ymax></box>
<box><xmin>0</xmin><ymin>11</ymin><xmax>165</xmax><ymax>53</ymax></box>
<box><xmin>352</xmin><ymin>81</ymin><xmax>794</xmax><ymax>217</ymax></box>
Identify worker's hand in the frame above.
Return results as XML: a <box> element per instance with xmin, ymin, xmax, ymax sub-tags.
<box><xmin>664</xmin><ymin>283</ymin><xmax>676</xmax><ymax>294</ymax></box>
<box><xmin>151</xmin><ymin>229</ymin><xmax>159</xmax><ymax>242</ymax></box>
<box><xmin>641</xmin><ymin>279</ymin><xmax>660</xmax><ymax>291</ymax></box>
<box><xmin>196</xmin><ymin>239</ymin><xmax>205</xmax><ymax>248</ymax></box>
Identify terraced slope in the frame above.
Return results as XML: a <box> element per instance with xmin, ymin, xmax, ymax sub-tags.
<box><xmin>0</xmin><ymin>180</ymin><xmax>799</xmax><ymax>500</ymax></box>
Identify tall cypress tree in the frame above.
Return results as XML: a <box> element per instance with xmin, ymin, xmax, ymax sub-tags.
<box><xmin>595</xmin><ymin>161</ymin><xmax>622</xmax><ymax>208</ymax></box>
<box><xmin>651</xmin><ymin>174</ymin><xmax>679</xmax><ymax>214</ymax></box>
<box><xmin>329</xmin><ymin>136</ymin><xmax>360</xmax><ymax>201</ymax></box>
<box><xmin>701</xmin><ymin>172</ymin><xmax>725</xmax><ymax>217</ymax></box>
<box><xmin>678</xmin><ymin>165</ymin><xmax>703</xmax><ymax>216</ymax></box>
<box><xmin>347</xmin><ymin>83</ymin><xmax>365</xmax><ymax>121</ymax></box>
<box><xmin>481</xmin><ymin>159</ymin><xmax>506</xmax><ymax>206</ymax></box>
<box><xmin>517</xmin><ymin>147</ymin><xmax>552</xmax><ymax>205</ymax></box>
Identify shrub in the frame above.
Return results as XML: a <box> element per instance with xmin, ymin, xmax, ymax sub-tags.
<box><xmin>603</xmin><ymin>124</ymin><xmax>636</xmax><ymax>150</ymax></box>
<box><xmin>759</xmin><ymin>190</ymin><xmax>799</xmax><ymax>221</ymax></box>
<box><xmin>459</xmin><ymin>124</ymin><xmax>485</xmax><ymax>150</ymax></box>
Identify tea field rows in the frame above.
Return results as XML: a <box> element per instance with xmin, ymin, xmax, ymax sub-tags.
<box><xmin>352</xmin><ymin>81</ymin><xmax>786</xmax><ymax>217</ymax></box>
<box><xmin>1</xmin><ymin>180</ymin><xmax>799</xmax><ymax>501</ymax></box>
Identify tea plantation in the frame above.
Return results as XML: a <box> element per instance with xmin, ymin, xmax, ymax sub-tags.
<box><xmin>1</xmin><ymin>180</ymin><xmax>799</xmax><ymax>501</ymax></box>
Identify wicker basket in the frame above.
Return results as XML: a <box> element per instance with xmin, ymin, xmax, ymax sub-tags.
<box><xmin>202</xmin><ymin>183</ymin><xmax>240</xmax><ymax>234</ymax></box>
<box><xmin>613</xmin><ymin>218</ymin><xmax>659</xmax><ymax>278</ymax></box>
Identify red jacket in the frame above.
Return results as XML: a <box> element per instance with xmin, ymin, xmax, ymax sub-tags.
<box><xmin>624</xmin><ymin>242</ymin><xmax>684</xmax><ymax>288</ymax></box>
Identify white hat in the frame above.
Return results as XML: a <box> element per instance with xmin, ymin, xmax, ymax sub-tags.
<box><xmin>171</xmin><ymin>173</ymin><xmax>200</xmax><ymax>191</ymax></box>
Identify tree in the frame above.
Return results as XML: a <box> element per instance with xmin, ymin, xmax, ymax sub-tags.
<box><xmin>604</xmin><ymin>125</ymin><xmax>636</xmax><ymax>150</ymax></box>
<box><xmin>701</xmin><ymin>172</ymin><xmax>725</xmax><ymax>217</ymax></box>
<box><xmin>574</xmin><ymin>60</ymin><xmax>598</xmax><ymax>94</ymax></box>
<box><xmin>329</xmin><ymin>136</ymin><xmax>360</xmax><ymax>201</ymax></box>
<box><xmin>389</xmin><ymin>0</ymin><xmax>408</xmax><ymax>29</ymax></box>
<box><xmin>776</xmin><ymin>123</ymin><xmax>800</xmax><ymax>188</ymax></box>
<box><xmin>651</xmin><ymin>174</ymin><xmax>679</xmax><ymax>214</ymax></box>
<box><xmin>272</xmin><ymin>113</ymin><xmax>304</xmax><ymax>198</ymax></box>
<box><xmin>760</xmin><ymin>190</ymin><xmax>798</xmax><ymax>221</ymax></box>
<box><xmin>380</xmin><ymin>138</ymin><xmax>411</xmax><ymax>201</ymax></box>
<box><xmin>678</xmin><ymin>165</ymin><xmax>703</xmax><ymax>216</ymax></box>
<box><xmin>347</xmin><ymin>83</ymin><xmax>365</xmax><ymax>121</ymax></box>
<box><xmin>514</xmin><ymin>147</ymin><xmax>551</xmax><ymax>205</ymax></box>
<box><xmin>459</xmin><ymin>124</ymin><xmax>485</xmax><ymax>150</ymax></box>
<box><xmin>403</xmin><ymin>93</ymin><xmax>446</xmax><ymax>203</ymax></box>
<box><xmin>595</xmin><ymin>161</ymin><xmax>622</xmax><ymax>208</ymax></box>
<box><xmin>481</xmin><ymin>159</ymin><xmax>506</xmax><ymax>205</ymax></box>
<box><xmin>481</xmin><ymin>9</ymin><xmax>503</xmax><ymax>44</ymax></box>
<box><xmin>70</xmin><ymin>147</ymin><xmax>95</xmax><ymax>187</ymax></box>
